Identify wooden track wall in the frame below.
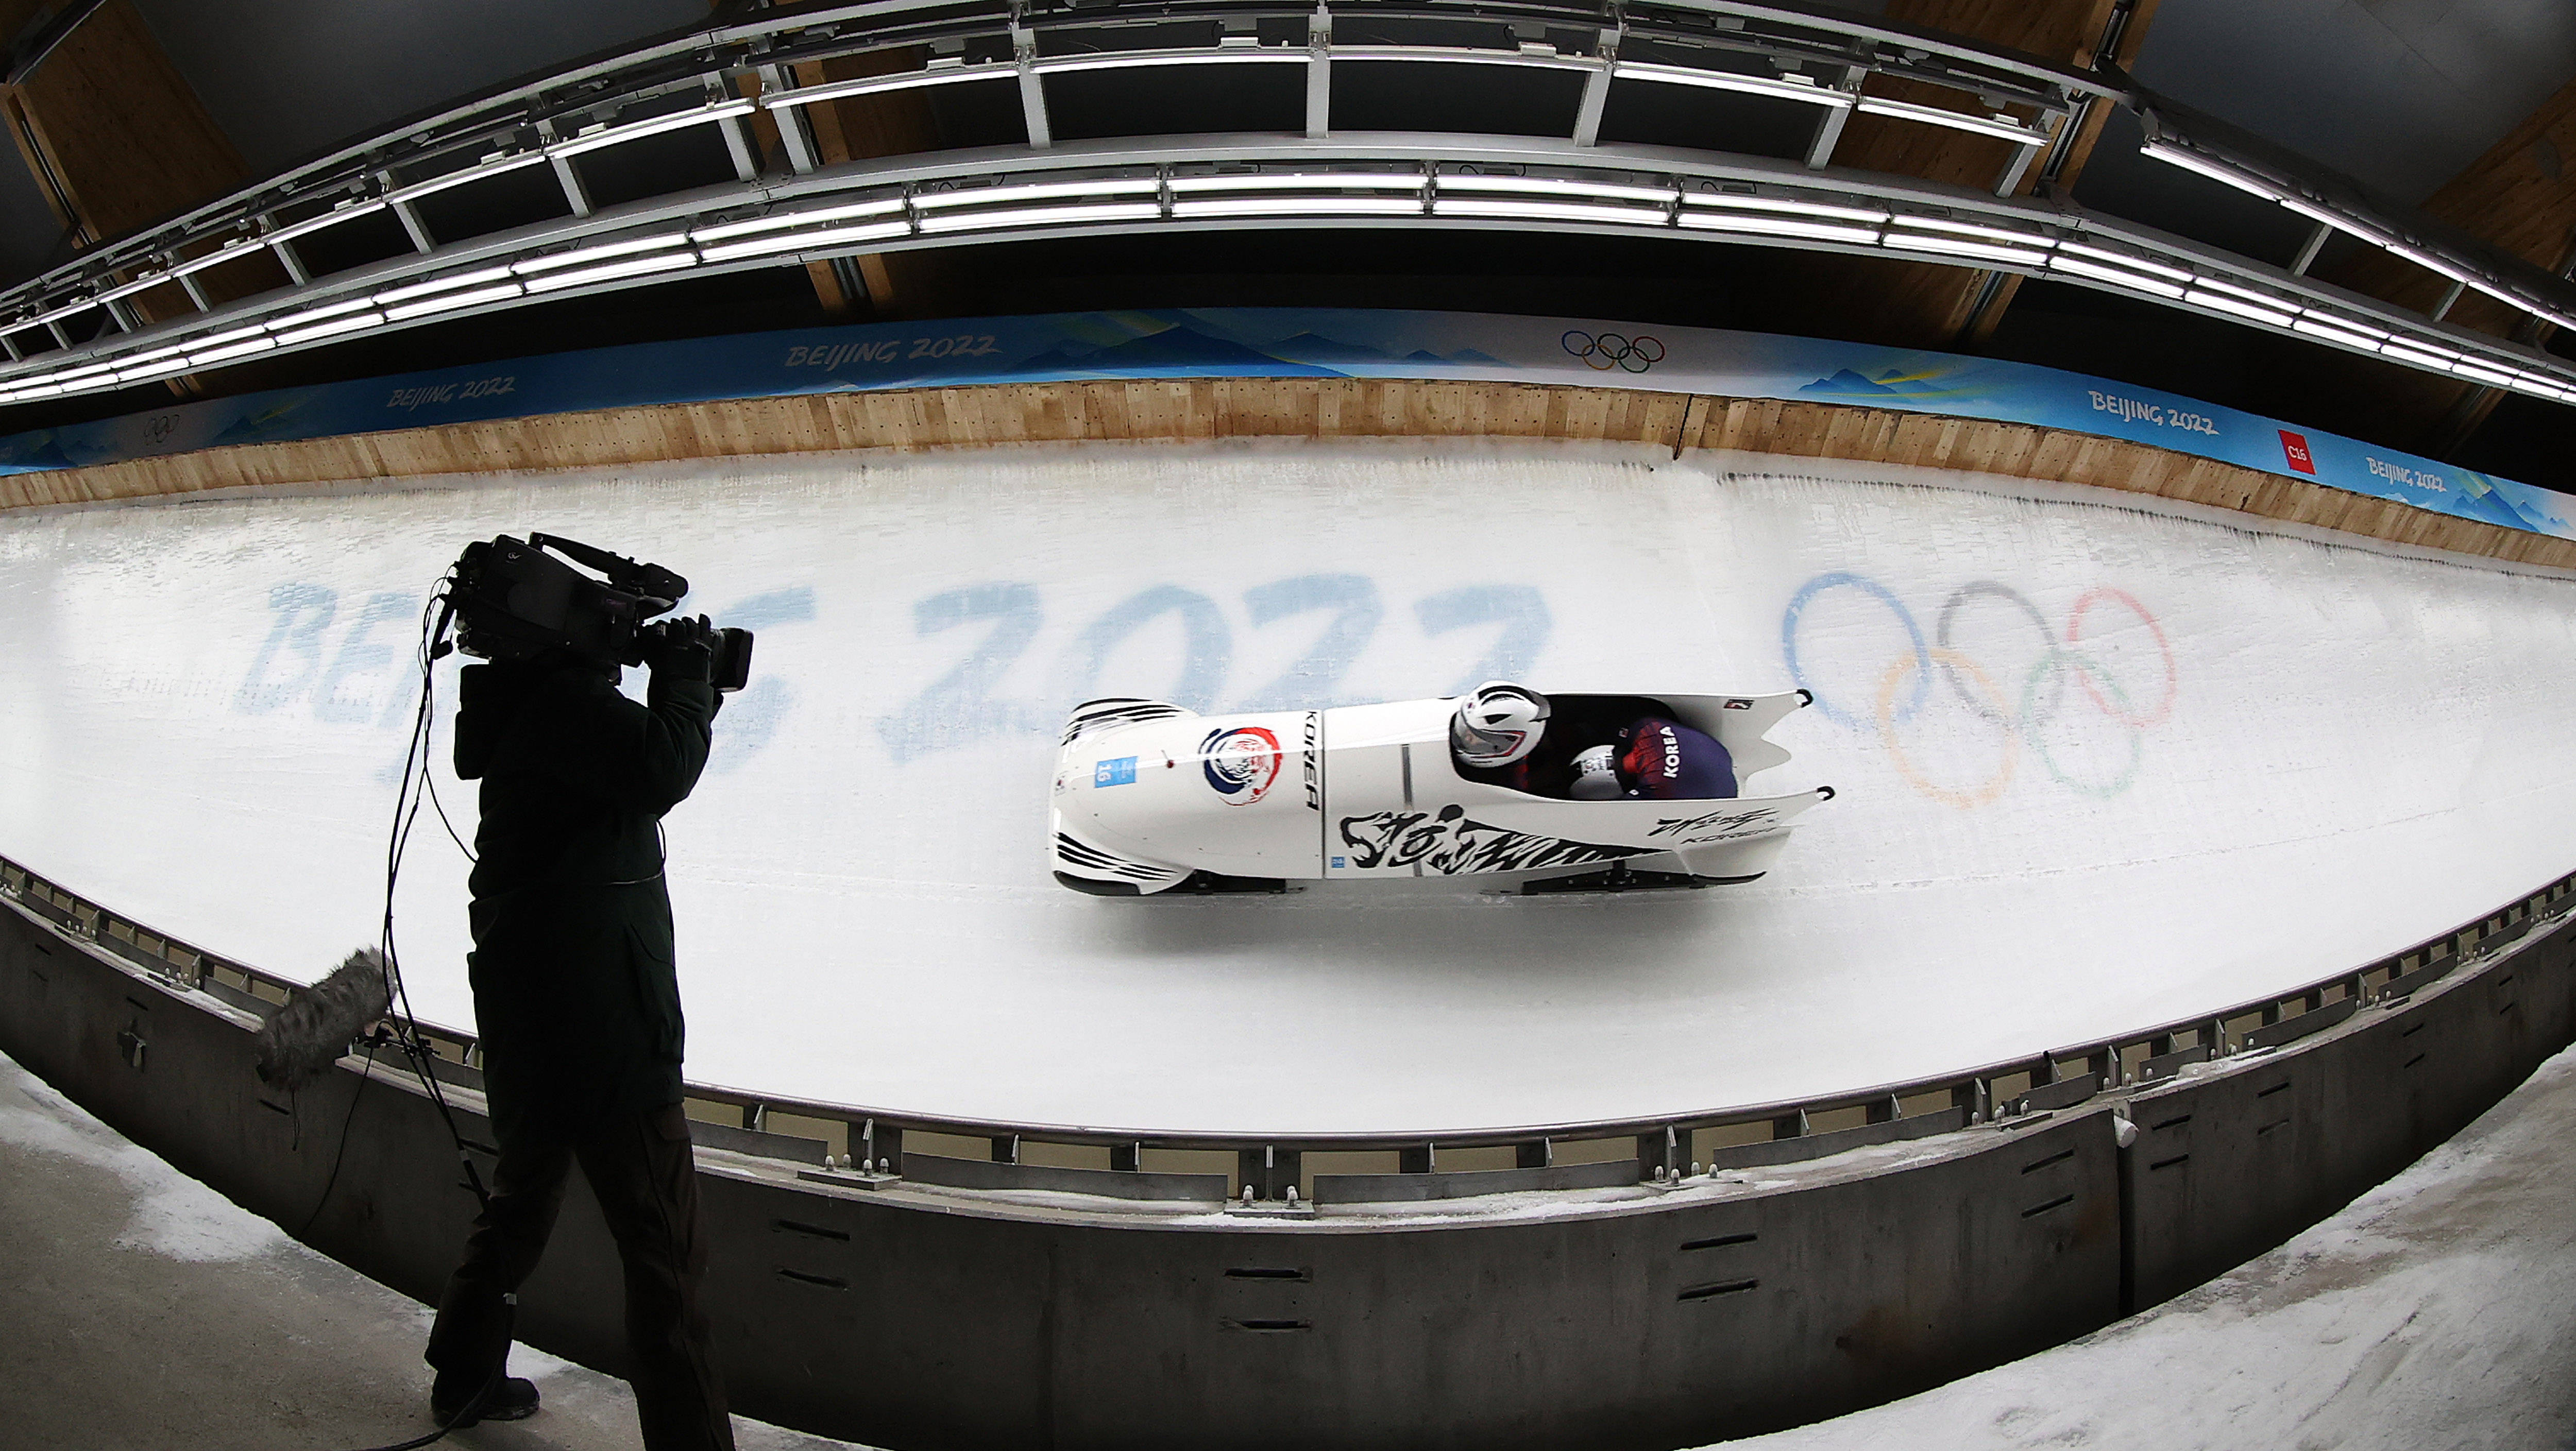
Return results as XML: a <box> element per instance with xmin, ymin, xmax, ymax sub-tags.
<box><xmin>6</xmin><ymin>379</ymin><xmax>2570</xmax><ymax>570</ymax></box>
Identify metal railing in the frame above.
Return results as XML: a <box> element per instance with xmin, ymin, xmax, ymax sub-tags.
<box><xmin>6</xmin><ymin>848</ymin><xmax>2566</xmax><ymax>1208</ymax></box>
<box><xmin>1</xmin><ymin>0</ymin><xmax>2571</xmax><ymax>419</ymax></box>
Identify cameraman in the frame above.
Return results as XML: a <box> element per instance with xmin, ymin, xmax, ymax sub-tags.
<box><xmin>424</xmin><ymin>616</ymin><xmax>733</xmax><ymax>1449</ymax></box>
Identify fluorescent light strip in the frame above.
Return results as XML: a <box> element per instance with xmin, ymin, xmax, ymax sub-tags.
<box><xmin>2185</xmin><ymin>288</ymin><xmax>2295</xmax><ymax>328</ymax></box>
<box><xmin>167</xmin><ymin>240</ymin><xmax>265</xmax><ymax>280</ymax></box>
<box><xmin>1173</xmin><ymin>196</ymin><xmax>1423</xmax><ymax>218</ymax></box>
<box><xmin>512</xmin><ymin>235</ymin><xmax>696</xmax><ymax>274</ymax></box>
<box><xmin>521</xmin><ymin>251</ymin><xmax>700</xmax><ymax>293</ymax></box>
<box><xmin>373</xmin><ymin>265</ymin><xmax>519</xmax><ymax>306</ymax></box>
<box><xmin>696</xmin><ymin>220</ymin><xmax>913</xmax><ymax>263</ymax></box>
<box><xmin>917</xmin><ymin>202</ymin><xmax>1163</xmax><ymax>234</ymax></box>
<box><xmin>383</xmin><ymin>150</ymin><xmax>552</xmax><ymax>206</ymax></box>
<box><xmin>1857</xmin><ymin>96</ymin><xmax>2041</xmax><ymax>145</ymax></box>
<box><xmin>270</xmin><ymin>311</ymin><xmax>386</xmax><ymax>347</ymax></box>
<box><xmin>2058</xmin><ymin>241</ymin><xmax>2192</xmax><ymax>284</ymax></box>
<box><xmin>1169</xmin><ymin>173</ymin><xmax>1421</xmax><ymax>193</ymax></box>
<box><xmin>1331</xmin><ymin>45</ymin><xmax>1588</xmax><ymax>71</ymax></box>
<box><xmin>93</xmin><ymin>271</ymin><xmax>175</xmax><ymax>305</ymax></box>
<box><xmin>1675</xmin><ymin>213</ymin><xmax>1883</xmax><ymax>245</ymax></box>
<box><xmin>690</xmin><ymin>199</ymin><xmax>906</xmax><ymax>242</ymax></box>
<box><xmin>262</xmin><ymin>198</ymin><xmax>391</xmax><ymax>248</ymax></box>
<box><xmin>2379</xmin><ymin>344</ymin><xmax>2457</xmax><ymax>369</ymax></box>
<box><xmin>189</xmin><ymin>336</ymin><xmax>278</xmax><ymax>367</ymax></box>
<box><xmin>762</xmin><ymin>65</ymin><xmax>1010</xmax><ymax>110</ymax></box>
<box><xmin>1882</xmin><ymin>234</ymin><xmax>2055</xmax><ymax>268</ymax></box>
<box><xmin>2139</xmin><ymin>141</ymin><xmax>2285</xmax><ymax>202</ymax></box>
<box><xmin>1032</xmin><ymin>49</ymin><xmax>1302</xmax><ymax>75</ymax></box>
<box><xmin>1432</xmin><ymin>198</ymin><xmax>1665</xmax><ymax>226</ymax></box>
<box><xmin>2193</xmin><ymin>277</ymin><xmax>2294</xmax><ymax>310</ymax></box>
<box><xmin>382</xmin><ymin>282</ymin><xmax>526</xmax><ymax>321</ymax></box>
<box><xmin>1616</xmin><ymin>62</ymin><xmax>1850</xmax><ymax>107</ymax></box>
<box><xmin>2049</xmin><ymin>257</ymin><xmax>2188</xmax><ymax>299</ymax></box>
<box><xmin>1684</xmin><ymin>194</ymin><xmax>1891</xmax><ymax>226</ymax></box>
<box><xmin>548</xmin><ymin>100</ymin><xmax>756</xmax><ymax>159</ymax></box>
<box><xmin>1891</xmin><ymin>216</ymin><xmax>2057</xmax><ymax>247</ymax></box>
<box><xmin>191</xmin><ymin>322</ymin><xmax>273</xmax><ymax>351</ymax></box>
<box><xmin>2289</xmin><ymin>317</ymin><xmax>2382</xmax><ymax>350</ymax></box>
<box><xmin>115</xmin><ymin>356</ymin><xmax>197</xmax><ymax>384</ymax></box>
<box><xmin>1435</xmin><ymin>175</ymin><xmax>1673</xmax><ymax>205</ymax></box>
<box><xmin>46</xmin><ymin>355</ymin><xmax>124</xmax><ymax>380</ymax></box>
<box><xmin>2452</xmin><ymin>362</ymin><xmax>2521</xmax><ymax>388</ymax></box>
<box><xmin>914</xmin><ymin>179</ymin><xmax>1161</xmax><ymax>209</ymax></box>
<box><xmin>265</xmin><ymin>295</ymin><xmax>379</xmax><ymax>331</ymax></box>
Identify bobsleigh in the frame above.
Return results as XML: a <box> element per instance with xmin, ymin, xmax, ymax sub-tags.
<box><xmin>1050</xmin><ymin>691</ymin><xmax>1833</xmax><ymax>896</ymax></box>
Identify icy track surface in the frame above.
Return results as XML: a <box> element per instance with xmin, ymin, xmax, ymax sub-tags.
<box><xmin>5</xmin><ymin>440</ymin><xmax>2573</xmax><ymax>1134</ymax></box>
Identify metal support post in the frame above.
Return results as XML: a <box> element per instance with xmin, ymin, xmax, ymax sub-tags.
<box><xmin>392</xmin><ymin>198</ymin><xmax>436</xmax><ymax>253</ymax></box>
<box><xmin>760</xmin><ymin>64</ymin><xmax>821</xmax><ymax>174</ymax></box>
<box><xmin>2290</xmin><ymin>220</ymin><xmax>2330</xmax><ymax>275</ymax></box>
<box><xmin>269</xmin><ymin>237</ymin><xmax>311</xmax><ymax>285</ymax></box>
<box><xmin>1571</xmin><ymin>22</ymin><xmax>1620</xmax><ymax>147</ymax></box>
<box><xmin>1304</xmin><ymin>5</ymin><xmax>1331</xmax><ymax>139</ymax></box>
<box><xmin>540</xmin><ymin>123</ymin><xmax>594</xmax><ymax>217</ymax></box>
<box><xmin>177</xmin><ymin>274</ymin><xmax>209</xmax><ymax>312</ymax></box>
<box><xmin>2433</xmin><ymin>278</ymin><xmax>2466</xmax><ymax>319</ymax></box>
<box><xmin>1012</xmin><ymin>12</ymin><xmax>1052</xmax><ymax>149</ymax></box>
<box><xmin>719</xmin><ymin>112</ymin><xmax>759</xmax><ymax>181</ymax></box>
<box><xmin>1804</xmin><ymin>67</ymin><xmax>1860</xmax><ymax>169</ymax></box>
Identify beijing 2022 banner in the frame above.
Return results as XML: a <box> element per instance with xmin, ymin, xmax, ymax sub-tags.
<box><xmin>2</xmin><ymin>306</ymin><xmax>2566</xmax><ymax>544</ymax></box>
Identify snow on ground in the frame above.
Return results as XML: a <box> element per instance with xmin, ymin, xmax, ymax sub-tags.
<box><xmin>3</xmin><ymin>440</ymin><xmax>2572</xmax><ymax>1132</ymax></box>
<box><xmin>0</xmin><ymin>1044</ymin><xmax>873</xmax><ymax>1450</ymax></box>
<box><xmin>1724</xmin><ymin>1042</ymin><xmax>2576</xmax><ymax>1451</ymax></box>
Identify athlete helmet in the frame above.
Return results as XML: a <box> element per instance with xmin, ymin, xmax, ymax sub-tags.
<box><xmin>1450</xmin><ymin>681</ymin><xmax>1550</xmax><ymax>768</ymax></box>
<box><xmin>1568</xmin><ymin>744</ymin><xmax>1622</xmax><ymax>800</ymax></box>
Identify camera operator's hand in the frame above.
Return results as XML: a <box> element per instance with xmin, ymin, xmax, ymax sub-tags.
<box><xmin>651</xmin><ymin>614</ymin><xmax>717</xmax><ymax>684</ymax></box>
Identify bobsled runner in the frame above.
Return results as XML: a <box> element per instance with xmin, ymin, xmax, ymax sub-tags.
<box><xmin>1050</xmin><ymin>690</ymin><xmax>1832</xmax><ymax>896</ymax></box>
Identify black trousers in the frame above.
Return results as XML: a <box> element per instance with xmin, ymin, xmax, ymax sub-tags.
<box><xmin>426</xmin><ymin>1100</ymin><xmax>735</xmax><ymax>1450</ymax></box>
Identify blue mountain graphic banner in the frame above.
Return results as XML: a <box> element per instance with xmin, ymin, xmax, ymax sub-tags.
<box><xmin>1</xmin><ymin>307</ymin><xmax>2565</xmax><ymax>542</ymax></box>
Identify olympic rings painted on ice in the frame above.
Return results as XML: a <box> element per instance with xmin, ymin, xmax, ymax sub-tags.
<box><xmin>1783</xmin><ymin>574</ymin><xmax>2178</xmax><ymax>805</ymax></box>
<box><xmin>1879</xmin><ymin>648</ymin><xmax>2016</xmax><ymax>809</ymax></box>
<box><xmin>1561</xmin><ymin>330</ymin><xmax>1668</xmax><ymax>373</ymax></box>
<box><xmin>1782</xmin><ymin>573</ymin><xmax>1930</xmax><ymax>729</ymax></box>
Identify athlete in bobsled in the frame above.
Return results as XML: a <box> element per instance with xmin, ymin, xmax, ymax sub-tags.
<box><xmin>1050</xmin><ymin>677</ymin><xmax>1829</xmax><ymax>896</ymax></box>
<box><xmin>1450</xmin><ymin>682</ymin><xmax>1738</xmax><ymax>802</ymax></box>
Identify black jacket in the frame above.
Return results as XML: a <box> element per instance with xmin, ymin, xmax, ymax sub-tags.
<box><xmin>454</xmin><ymin>655</ymin><xmax>719</xmax><ymax>1142</ymax></box>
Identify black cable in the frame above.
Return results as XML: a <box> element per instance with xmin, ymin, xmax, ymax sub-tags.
<box><xmin>316</xmin><ymin>572</ymin><xmax>514</xmax><ymax>1451</ymax></box>
<box><xmin>291</xmin><ymin>1032</ymin><xmax>384</xmax><ymax>1241</ymax></box>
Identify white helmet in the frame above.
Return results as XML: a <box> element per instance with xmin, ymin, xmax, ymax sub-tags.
<box><xmin>1568</xmin><ymin>744</ymin><xmax>1621</xmax><ymax>800</ymax></box>
<box><xmin>1451</xmin><ymin>681</ymin><xmax>1550</xmax><ymax>767</ymax></box>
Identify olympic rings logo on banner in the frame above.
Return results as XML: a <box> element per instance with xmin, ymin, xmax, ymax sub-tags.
<box><xmin>1562</xmin><ymin>330</ymin><xmax>1667</xmax><ymax>373</ymax></box>
<box><xmin>1781</xmin><ymin>574</ymin><xmax>2178</xmax><ymax>807</ymax></box>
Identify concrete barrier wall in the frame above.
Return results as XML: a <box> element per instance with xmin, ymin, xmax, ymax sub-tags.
<box><xmin>2</xmin><ymin>892</ymin><xmax>2567</xmax><ymax>1450</ymax></box>
<box><xmin>2122</xmin><ymin>918</ymin><xmax>2576</xmax><ymax>1311</ymax></box>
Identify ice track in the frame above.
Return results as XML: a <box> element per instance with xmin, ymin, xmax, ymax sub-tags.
<box><xmin>4</xmin><ymin>439</ymin><xmax>2573</xmax><ymax>1134</ymax></box>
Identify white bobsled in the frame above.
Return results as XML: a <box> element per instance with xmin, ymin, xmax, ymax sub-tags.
<box><xmin>1049</xmin><ymin>691</ymin><xmax>1833</xmax><ymax>896</ymax></box>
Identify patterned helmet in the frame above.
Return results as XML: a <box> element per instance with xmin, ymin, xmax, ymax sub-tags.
<box><xmin>1450</xmin><ymin>681</ymin><xmax>1550</xmax><ymax>767</ymax></box>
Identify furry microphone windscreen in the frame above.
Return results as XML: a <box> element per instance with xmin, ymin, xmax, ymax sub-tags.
<box><xmin>253</xmin><ymin>947</ymin><xmax>396</xmax><ymax>1091</ymax></box>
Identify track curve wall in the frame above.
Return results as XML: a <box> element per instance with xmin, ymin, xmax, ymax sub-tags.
<box><xmin>2</xmin><ymin>437</ymin><xmax>2573</xmax><ymax>1132</ymax></box>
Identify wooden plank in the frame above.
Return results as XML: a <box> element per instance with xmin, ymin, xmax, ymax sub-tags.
<box><xmin>6</xmin><ymin>381</ymin><xmax>2568</xmax><ymax>570</ymax></box>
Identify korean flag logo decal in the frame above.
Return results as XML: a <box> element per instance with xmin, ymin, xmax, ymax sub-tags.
<box><xmin>1200</xmin><ymin>726</ymin><xmax>1284</xmax><ymax>806</ymax></box>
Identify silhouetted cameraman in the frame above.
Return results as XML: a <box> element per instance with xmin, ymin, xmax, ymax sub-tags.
<box><xmin>424</xmin><ymin>615</ymin><xmax>732</xmax><ymax>1449</ymax></box>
